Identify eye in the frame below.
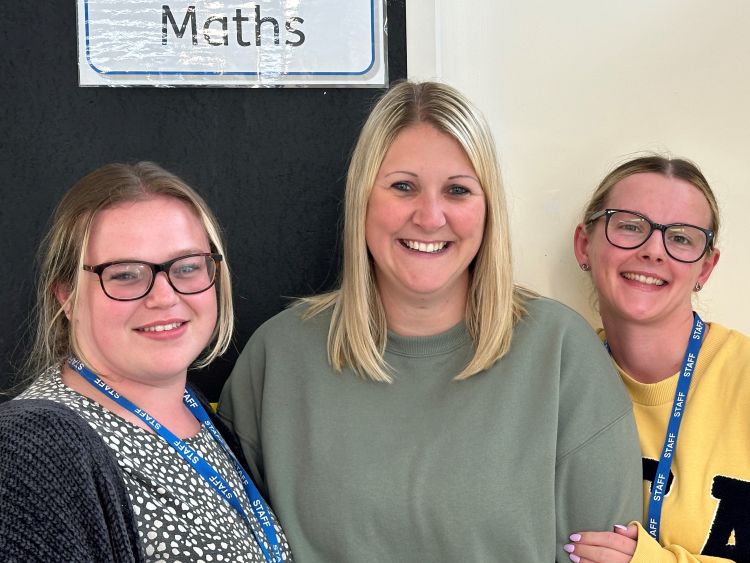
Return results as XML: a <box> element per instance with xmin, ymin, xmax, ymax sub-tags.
<box><xmin>666</xmin><ymin>228</ymin><xmax>696</xmax><ymax>247</ymax></box>
<box><xmin>103</xmin><ymin>264</ymin><xmax>146</xmax><ymax>285</ymax></box>
<box><xmin>614</xmin><ymin>219</ymin><xmax>646</xmax><ymax>234</ymax></box>
<box><xmin>390</xmin><ymin>181</ymin><xmax>412</xmax><ymax>193</ymax></box>
<box><xmin>447</xmin><ymin>185</ymin><xmax>471</xmax><ymax>196</ymax></box>
<box><xmin>171</xmin><ymin>259</ymin><xmax>205</xmax><ymax>278</ymax></box>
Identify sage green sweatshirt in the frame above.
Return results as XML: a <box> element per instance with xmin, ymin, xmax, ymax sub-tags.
<box><xmin>219</xmin><ymin>297</ymin><xmax>642</xmax><ymax>562</ymax></box>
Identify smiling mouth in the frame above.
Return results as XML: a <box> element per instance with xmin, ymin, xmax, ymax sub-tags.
<box><xmin>400</xmin><ymin>239</ymin><xmax>449</xmax><ymax>253</ymax></box>
<box><xmin>139</xmin><ymin>322</ymin><xmax>184</xmax><ymax>333</ymax></box>
<box><xmin>622</xmin><ymin>272</ymin><xmax>667</xmax><ymax>286</ymax></box>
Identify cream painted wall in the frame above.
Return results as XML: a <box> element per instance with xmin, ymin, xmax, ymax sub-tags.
<box><xmin>406</xmin><ymin>0</ymin><xmax>750</xmax><ymax>334</ymax></box>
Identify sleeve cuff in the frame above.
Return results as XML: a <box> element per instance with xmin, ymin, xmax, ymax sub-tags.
<box><xmin>630</xmin><ymin>521</ymin><xmax>673</xmax><ymax>563</ymax></box>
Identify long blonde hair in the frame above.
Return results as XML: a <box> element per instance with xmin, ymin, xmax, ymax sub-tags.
<box><xmin>24</xmin><ymin>162</ymin><xmax>233</xmax><ymax>382</ymax></box>
<box><xmin>304</xmin><ymin>81</ymin><xmax>528</xmax><ymax>383</ymax></box>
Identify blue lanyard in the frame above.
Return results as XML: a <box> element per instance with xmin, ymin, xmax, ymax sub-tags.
<box><xmin>67</xmin><ymin>357</ymin><xmax>282</xmax><ymax>562</ymax></box>
<box><xmin>645</xmin><ymin>312</ymin><xmax>705</xmax><ymax>541</ymax></box>
<box><xmin>608</xmin><ymin>313</ymin><xmax>705</xmax><ymax>542</ymax></box>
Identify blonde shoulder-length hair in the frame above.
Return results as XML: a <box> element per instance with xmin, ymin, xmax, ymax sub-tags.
<box><xmin>24</xmin><ymin>161</ymin><xmax>233</xmax><ymax>381</ymax></box>
<box><xmin>303</xmin><ymin>81</ymin><xmax>529</xmax><ymax>383</ymax></box>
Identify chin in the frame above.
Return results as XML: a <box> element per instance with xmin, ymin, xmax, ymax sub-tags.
<box><xmin>142</xmin><ymin>355</ymin><xmax>198</xmax><ymax>378</ymax></box>
<box><xmin>404</xmin><ymin>274</ymin><xmax>459</xmax><ymax>293</ymax></box>
<box><xmin>616</xmin><ymin>305</ymin><xmax>672</xmax><ymax>325</ymax></box>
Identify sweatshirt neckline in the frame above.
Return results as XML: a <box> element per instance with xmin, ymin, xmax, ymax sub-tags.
<box><xmin>386</xmin><ymin>322</ymin><xmax>471</xmax><ymax>357</ymax></box>
<box><xmin>610</xmin><ymin>322</ymin><xmax>729</xmax><ymax>406</ymax></box>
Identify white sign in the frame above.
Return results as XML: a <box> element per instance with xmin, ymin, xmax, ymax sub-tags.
<box><xmin>78</xmin><ymin>0</ymin><xmax>387</xmax><ymax>87</ymax></box>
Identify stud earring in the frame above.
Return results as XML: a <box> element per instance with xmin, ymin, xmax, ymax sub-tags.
<box><xmin>694</xmin><ymin>282</ymin><xmax>702</xmax><ymax>292</ymax></box>
<box><xmin>580</xmin><ymin>263</ymin><xmax>590</xmax><ymax>271</ymax></box>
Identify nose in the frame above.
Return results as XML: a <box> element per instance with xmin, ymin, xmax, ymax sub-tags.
<box><xmin>144</xmin><ymin>271</ymin><xmax>179</xmax><ymax>308</ymax></box>
<box><xmin>412</xmin><ymin>192</ymin><xmax>447</xmax><ymax>231</ymax></box>
<box><xmin>637</xmin><ymin>229</ymin><xmax>667</xmax><ymax>262</ymax></box>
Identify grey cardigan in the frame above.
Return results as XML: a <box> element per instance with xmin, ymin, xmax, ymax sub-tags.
<box><xmin>0</xmin><ymin>398</ymin><xmax>144</xmax><ymax>562</ymax></box>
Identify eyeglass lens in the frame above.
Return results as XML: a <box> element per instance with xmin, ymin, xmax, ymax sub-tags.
<box><xmin>606</xmin><ymin>211</ymin><xmax>708</xmax><ymax>262</ymax></box>
<box><xmin>100</xmin><ymin>255</ymin><xmax>217</xmax><ymax>300</ymax></box>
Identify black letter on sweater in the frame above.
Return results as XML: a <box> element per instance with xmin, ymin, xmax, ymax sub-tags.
<box><xmin>642</xmin><ymin>457</ymin><xmax>675</xmax><ymax>496</ymax></box>
<box><xmin>702</xmin><ymin>475</ymin><xmax>750</xmax><ymax>559</ymax></box>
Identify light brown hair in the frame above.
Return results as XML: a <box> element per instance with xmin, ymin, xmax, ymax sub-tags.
<box><xmin>582</xmin><ymin>155</ymin><xmax>720</xmax><ymax>247</ymax></box>
<box><xmin>24</xmin><ymin>161</ymin><xmax>233</xmax><ymax>381</ymax></box>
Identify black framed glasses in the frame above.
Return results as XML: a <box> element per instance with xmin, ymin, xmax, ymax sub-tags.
<box><xmin>587</xmin><ymin>209</ymin><xmax>713</xmax><ymax>264</ymax></box>
<box><xmin>83</xmin><ymin>253</ymin><xmax>223</xmax><ymax>301</ymax></box>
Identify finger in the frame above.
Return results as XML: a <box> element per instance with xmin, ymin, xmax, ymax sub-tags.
<box><xmin>564</xmin><ymin>542</ymin><xmax>632</xmax><ymax>563</ymax></box>
<box><xmin>567</xmin><ymin>531</ymin><xmax>636</xmax><ymax>557</ymax></box>
<box><xmin>569</xmin><ymin>531</ymin><xmax>631</xmax><ymax>551</ymax></box>
<box><xmin>613</xmin><ymin>523</ymin><xmax>638</xmax><ymax>540</ymax></box>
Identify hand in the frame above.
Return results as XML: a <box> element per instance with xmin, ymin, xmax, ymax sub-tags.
<box><xmin>563</xmin><ymin>523</ymin><xmax>638</xmax><ymax>563</ymax></box>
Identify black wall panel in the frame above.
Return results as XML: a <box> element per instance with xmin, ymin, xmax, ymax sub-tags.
<box><xmin>0</xmin><ymin>2</ymin><xmax>406</xmax><ymax>400</ymax></box>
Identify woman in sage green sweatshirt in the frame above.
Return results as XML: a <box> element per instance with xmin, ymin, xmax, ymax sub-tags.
<box><xmin>220</xmin><ymin>80</ymin><xmax>642</xmax><ymax>562</ymax></box>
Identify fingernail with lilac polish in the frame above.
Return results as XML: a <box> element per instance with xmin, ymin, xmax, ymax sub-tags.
<box><xmin>614</xmin><ymin>524</ymin><xmax>628</xmax><ymax>531</ymax></box>
<box><xmin>569</xmin><ymin>533</ymin><xmax>582</xmax><ymax>541</ymax></box>
<box><xmin>569</xmin><ymin>554</ymin><xmax>581</xmax><ymax>563</ymax></box>
<box><xmin>564</xmin><ymin>544</ymin><xmax>575</xmax><ymax>553</ymax></box>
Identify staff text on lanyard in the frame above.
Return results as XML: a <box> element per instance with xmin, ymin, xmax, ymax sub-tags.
<box><xmin>645</xmin><ymin>313</ymin><xmax>705</xmax><ymax>541</ymax></box>
<box><xmin>67</xmin><ymin>357</ymin><xmax>283</xmax><ymax>562</ymax></box>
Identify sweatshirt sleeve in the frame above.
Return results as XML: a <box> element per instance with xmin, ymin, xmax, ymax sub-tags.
<box><xmin>550</xmin><ymin>304</ymin><xmax>644</xmax><ymax>560</ymax></box>
<box><xmin>630</xmin><ymin>522</ymin><xmax>735</xmax><ymax>563</ymax></box>
<box><xmin>555</xmin><ymin>411</ymin><xmax>644</xmax><ymax>559</ymax></box>
<box><xmin>217</xmin><ymin>326</ymin><xmax>269</xmax><ymax>497</ymax></box>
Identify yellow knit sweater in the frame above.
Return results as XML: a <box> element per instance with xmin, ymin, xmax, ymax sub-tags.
<box><xmin>603</xmin><ymin>323</ymin><xmax>750</xmax><ymax>562</ymax></box>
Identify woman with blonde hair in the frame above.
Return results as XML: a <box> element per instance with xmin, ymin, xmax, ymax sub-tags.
<box><xmin>568</xmin><ymin>155</ymin><xmax>750</xmax><ymax>562</ymax></box>
<box><xmin>0</xmin><ymin>162</ymin><xmax>291</xmax><ymax>562</ymax></box>
<box><xmin>219</xmin><ymin>81</ymin><xmax>642</xmax><ymax>561</ymax></box>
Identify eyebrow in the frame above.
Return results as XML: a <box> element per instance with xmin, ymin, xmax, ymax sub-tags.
<box><xmin>384</xmin><ymin>171</ymin><xmax>480</xmax><ymax>183</ymax></box>
<box><xmin>91</xmin><ymin>249</ymin><xmax>211</xmax><ymax>264</ymax></box>
<box><xmin>384</xmin><ymin>170</ymin><xmax>417</xmax><ymax>178</ymax></box>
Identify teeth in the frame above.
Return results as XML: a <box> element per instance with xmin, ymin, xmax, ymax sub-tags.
<box><xmin>142</xmin><ymin>322</ymin><xmax>182</xmax><ymax>332</ymax></box>
<box><xmin>403</xmin><ymin>240</ymin><xmax>448</xmax><ymax>253</ymax></box>
<box><xmin>622</xmin><ymin>273</ymin><xmax>666</xmax><ymax>286</ymax></box>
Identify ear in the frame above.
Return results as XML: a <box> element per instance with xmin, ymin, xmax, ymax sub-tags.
<box><xmin>697</xmin><ymin>248</ymin><xmax>720</xmax><ymax>288</ymax></box>
<box><xmin>573</xmin><ymin>223</ymin><xmax>591</xmax><ymax>268</ymax></box>
<box><xmin>53</xmin><ymin>282</ymin><xmax>73</xmax><ymax>320</ymax></box>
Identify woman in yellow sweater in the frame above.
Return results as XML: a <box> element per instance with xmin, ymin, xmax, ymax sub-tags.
<box><xmin>568</xmin><ymin>155</ymin><xmax>750</xmax><ymax>562</ymax></box>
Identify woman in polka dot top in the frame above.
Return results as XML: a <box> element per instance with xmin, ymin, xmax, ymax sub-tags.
<box><xmin>0</xmin><ymin>162</ymin><xmax>292</xmax><ymax>563</ymax></box>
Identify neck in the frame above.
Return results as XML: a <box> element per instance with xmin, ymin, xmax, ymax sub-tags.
<box><xmin>600</xmin><ymin>308</ymin><xmax>697</xmax><ymax>383</ymax></box>
<box><xmin>378</xmin><ymin>278</ymin><xmax>468</xmax><ymax>337</ymax></box>
<box><xmin>61</xmin><ymin>364</ymin><xmax>201</xmax><ymax>438</ymax></box>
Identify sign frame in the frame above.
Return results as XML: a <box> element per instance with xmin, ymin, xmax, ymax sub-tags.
<box><xmin>77</xmin><ymin>0</ymin><xmax>388</xmax><ymax>87</ymax></box>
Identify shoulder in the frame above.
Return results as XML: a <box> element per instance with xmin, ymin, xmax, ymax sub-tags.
<box><xmin>0</xmin><ymin>399</ymin><xmax>117</xmax><ymax>474</ymax></box>
<box><xmin>229</xmin><ymin>303</ymin><xmax>332</xmax><ymax>388</ymax></box>
<box><xmin>516</xmin><ymin>296</ymin><xmax>602</xmax><ymax>345</ymax></box>
<box><xmin>514</xmin><ymin>298</ymin><xmax>629</xmax><ymax>408</ymax></box>
<box><xmin>708</xmin><ymin>322</ymin><xmax>750</xmax><ymax>351</ymax></box>
<box><xmin>522</xmin><ymin>295</ymin><xmax>590</xmax><ymax>322</ymax></box>
<box><xmin>520</xmin><ymin>304</ymin><xmax>638</xmax><ymax>459</ymax></box>
<box><xmin>0</xmin><ymin>398</ymin><xmax>90</xmax><ymax>437</ymax></box>
<box><xmin>249</xmin><ymin>302</ymin><xmax>332</xmax><ymax>346</ymax></box>
<box><xmin>0</xmin><ymin>400</ymin><xmax>142</xmax><ymax>561</ymax></box>
<box><xmin>701</xmin><ymin>321</ymin><xmax>750</xmax><ymax>379</ymax></box>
